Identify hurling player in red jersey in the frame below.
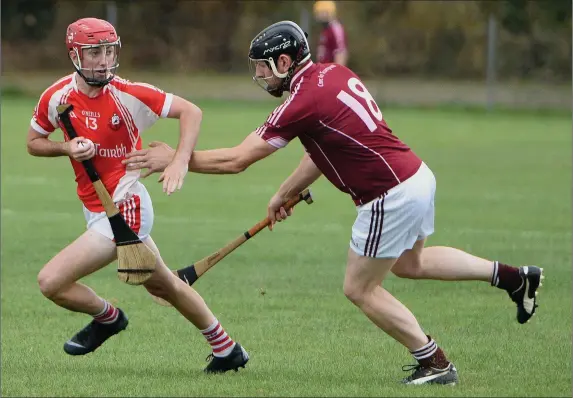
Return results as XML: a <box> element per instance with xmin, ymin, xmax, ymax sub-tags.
<box><xmin>124</xmin><ymin>21</ymin><xmax>543</xmax><ymax>384</ymax></box>
<box><xmin>26</xmin><ymin>17</ymin><xmax>248</xmax><ymax>373</ymax></box>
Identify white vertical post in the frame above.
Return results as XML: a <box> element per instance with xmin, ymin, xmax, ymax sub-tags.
<box><xmin>106</xmin><ymin>1</ymin><xmax>118</xmax><ymax>27</ymax></box>
<box><xmin>300</xmin><ymin>7</ymin><xmax>310</xmax><ymax>39</ymax></box>
<box><xmin>486</xmin><ymin>13</ymin><xmax>497</xmax><ymax>112</ymax></box>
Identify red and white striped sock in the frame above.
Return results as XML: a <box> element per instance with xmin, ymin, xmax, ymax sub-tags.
<box><xmin>201</xmin><ymin>318</ymin><xmax>236</xmax><ymax>357</ymax></box>
<box><xmin>92</xmin><ymin>300</ymin><xmax>119</xmax><ymax>324</ymax></box>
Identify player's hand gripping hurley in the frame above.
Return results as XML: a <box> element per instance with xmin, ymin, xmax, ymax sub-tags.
<box><xmin>152</xmin><ymin>188</ymin><xmax>313</xmax><ymax>306</ymax></box>
<box><xmin>57</xmin><ymin>104</ymin><xmax>156</xmax><ymax>285</ymax></box>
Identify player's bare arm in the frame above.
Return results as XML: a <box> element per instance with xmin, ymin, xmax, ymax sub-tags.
<box><xmin>158</xmin><ymin>95</ymin><xmax>202</xmax><ymax>195</ymax></box>
<box><xmin>123</xmin><ymin>131</ymin><xmax>277</xmax><ymax>175</ymax></box>
<box><xmin>27</xmin><ymin>127</ymin><xmax>95</xmax><ymax>161</ymax></box>
<box><xmin>334</xmin><ymin>49</ymin><xmax>348</xmax><ymax>66</ymax></box>
<box><xmin>267</xmin><ymin>153</ymin><xmax>322</xmax><ymax>230</ymax></box>
<box><xmin>189</xmin><ymin>132</ymin><xmax>277</xmax><ymax>174</ymax></box>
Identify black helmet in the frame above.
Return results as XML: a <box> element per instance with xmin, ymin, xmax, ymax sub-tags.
<box><xmin>248</xmin><ymin>21</ymin><xmax>311</xmax><ymax>97</ymax></box>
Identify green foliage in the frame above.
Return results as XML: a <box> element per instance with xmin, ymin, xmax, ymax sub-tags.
<box><xmin>1</xmin><ymin>0</ymin><xmax>570</xmax><ymax>81</ymax></box>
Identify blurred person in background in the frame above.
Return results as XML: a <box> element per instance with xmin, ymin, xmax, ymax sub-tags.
<box><xmin>313</xmin><ymin>0</ymin><xmax>348</xmax><ymax>66</ymax></box>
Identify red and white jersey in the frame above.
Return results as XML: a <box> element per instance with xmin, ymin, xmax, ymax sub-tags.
<box><xmin>255</xmin><ymin>62</ymin><xmax>422</xmax><ymax>206</ymax></box>
<box><xmin>31</xmin><ymin>73</ymin><xmax>173</xmax><ymax>212</ymax></box>
<box><xmin>316</xmin><ymin>20</ymin><xmax>347</xmax><ymax>63</ymax></box>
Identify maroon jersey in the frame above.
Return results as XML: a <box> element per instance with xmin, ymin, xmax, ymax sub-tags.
<box><xmin>255</xmin><ymin>61</ymin><xmax>423</xmax><ymax>206</ymax></box>
<box><xmin>316</xmin><ymin>20</ymin><xmax>347</xmax><ymax>63</ymax></box>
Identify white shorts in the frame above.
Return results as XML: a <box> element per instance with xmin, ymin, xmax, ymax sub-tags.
<box><xmin>350</xmin><ymin>162</ymin><xmax>436</xmax><ymax>259</ymax></box>
<box><xmin>83</xmin><ymin>182</ymin><xmax>154</xmax><ymax>241</ymax></box>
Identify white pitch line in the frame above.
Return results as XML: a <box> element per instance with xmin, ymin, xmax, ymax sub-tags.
<box><xmin>3</xmin><ymin>176</ymin><xmax>66</xmax><ymax>186</ymax></box>
<box><xmin>1</xmin><ymin>208</ymin><xmax>569</xmax><ymax>240</ymax></box>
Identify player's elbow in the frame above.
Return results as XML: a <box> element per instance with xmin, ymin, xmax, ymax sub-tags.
<box><xmin>334</xmin><ymin>51</ymin><xmax>348</xmax><ymax>66</ymax></box>
<box><xmin>27</xmin><ymin>140</ymin><xmax>39</xmax><ymax>156</ymax></box>
<box><xmin>225</xmin><ymin>147</ymin><xmax>254</xmax><ymax>174</ymax></box>
<box><xmin>179</xmin><ymin>101</ymin><xmax>202</xmax><ymax>124</ymax></box>
<box><xmin>169</xmin><ymin>96</ymin><xmax>203</xmax><ymax>121</ymax></box>
<box><xmin>26</xmin><ymin>134</ymin><xmax>48</xmax><ymax>156</ymax></box>
<box><xmin>187</xmin><ymin>102</ymin><xmax>202</xmax><ymax>121</ymax></box>
<box><xmin>228</xmin><ymin>158</ymin><xmax>249</xmax><ymax>174</ymax></box>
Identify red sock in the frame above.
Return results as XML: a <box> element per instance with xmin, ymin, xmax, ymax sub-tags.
<box><xmin>491</xmin><ymin>261</ymin><xmax>522</xmax><ymax>293</ymax></box>
<box><xmin>201</xmin><ymin>319</ymin><xmax>236</xmax><ymax>357</ymax></box>
<box><xmin>410</xmin><ymin>335</ymin><xmax>450</xmax><ymax>369</ymax></box>
<box><xmin>93</xmin><ymin>300</ymin><xmax>119</xmax><ymax>324</ymax></box>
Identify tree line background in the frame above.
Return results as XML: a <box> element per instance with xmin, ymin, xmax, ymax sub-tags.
<box><xmin>2</xmin><ymin>0</ymin><xmax>571</xmax><ymax>83</ymax></box>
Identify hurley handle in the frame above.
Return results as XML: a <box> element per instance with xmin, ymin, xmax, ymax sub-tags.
<box><xmin>56</xmin><ymin>104</ymin><xmax>100</xmax><ymax>183</ymax></box>
<box><xmin>56</xmin><ymin>104</ymin><xmax>119</xmax><ymax>217</ymax></box>
<box><xmin>191</xmin><ymin>188</ymin><xmax>314</xmax><ymax>277</ymax></box>
<box><xmin>244</xmin><ymin>188</ymin><xmax>313</xmax><ymax>239</ymax></box>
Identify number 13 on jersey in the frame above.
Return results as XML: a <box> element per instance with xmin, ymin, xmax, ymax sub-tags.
<box><xmin>86</xmin><ymin>117</ymin><xmax>98</xmax><ymax>130</ymax></box>
<box><xmin>337</xmin><ymin>77</ymin><xmax>383</xmax><ymax>132</ymax></box>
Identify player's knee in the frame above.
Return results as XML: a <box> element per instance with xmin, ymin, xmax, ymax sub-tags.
<box><xmin>343</xmin><ymin>280</ymin><xmax>368</xmax><ymax>306</ymax></box>
<box><xmin>37</xmin><ymin>270</ymin><xmax>63</xmax><ymax>299</ymax></box>
<box><xmin>144</xmin><ymin>280</ymin><xmax>168</xmax><ymax>299</ymax></box>
<box><xmin>143</xmin><ymin>273</ymin><xmax>176</xmax><ymax>299</ymax></box>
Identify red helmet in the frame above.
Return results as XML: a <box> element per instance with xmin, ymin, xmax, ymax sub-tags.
<box><xmin>66</xmin><ymin>18</ymin><xmax>121</xmax><ymax>87</ymax></box>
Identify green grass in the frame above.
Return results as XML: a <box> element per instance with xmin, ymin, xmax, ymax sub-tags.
<box><xmin>1</xmin><ymin>97</ymin><xmax>571</xmax><ymax>397</ymax></box>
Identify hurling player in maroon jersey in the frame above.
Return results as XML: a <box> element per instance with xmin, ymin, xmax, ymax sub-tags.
<box><xmin>124</xmin><ymin>21</ymin><xmax>544</xmax><ymax>385</ymax></box>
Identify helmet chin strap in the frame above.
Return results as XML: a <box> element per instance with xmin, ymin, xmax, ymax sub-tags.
<box><xmin>266</xmin><ymin>58</ymin><xmax>297</xmax><ymax>97</ymax></box>
<box><xmin>253</xmin><ymin>42</ymin><xmax>310</xmax><ymax>98</ymax></box>
<box><xmin>69</xmin><ymin>47</ymin><xmax>117</xmax><ymax>87</ymax></box>
<box><xmin>269</xmin><ymin>45</ymin><xmax>311</xmax><ymax>96</ymax></box>
<box><xmin>280</xmin><ymin>65</ymin><xmax>296</xmax><ymax>92</ymax></box>
<box><xmin>73</xmin><ymin>63</ymin><xmax>116</xmax><ymax>87</ymax></box>
<box><xmin>86</xmin><ymin>75</ymin><xmax>113</xmax><ymax>87</ymax></box>
<box><xmin>266</xmin><ymin>84</ymin><xmax>285</xmax><ymax>98</ymax></box>
<box><xmin>79</xmin><ymin>71</ymin><xmax>113</xmax><ymax>87</ymax></box>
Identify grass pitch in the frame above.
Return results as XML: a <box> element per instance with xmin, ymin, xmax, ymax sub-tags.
<box><xmin>1</xmin><ymin>97</ymin><xmax>571</xmax><ymax>397</ymax></box>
